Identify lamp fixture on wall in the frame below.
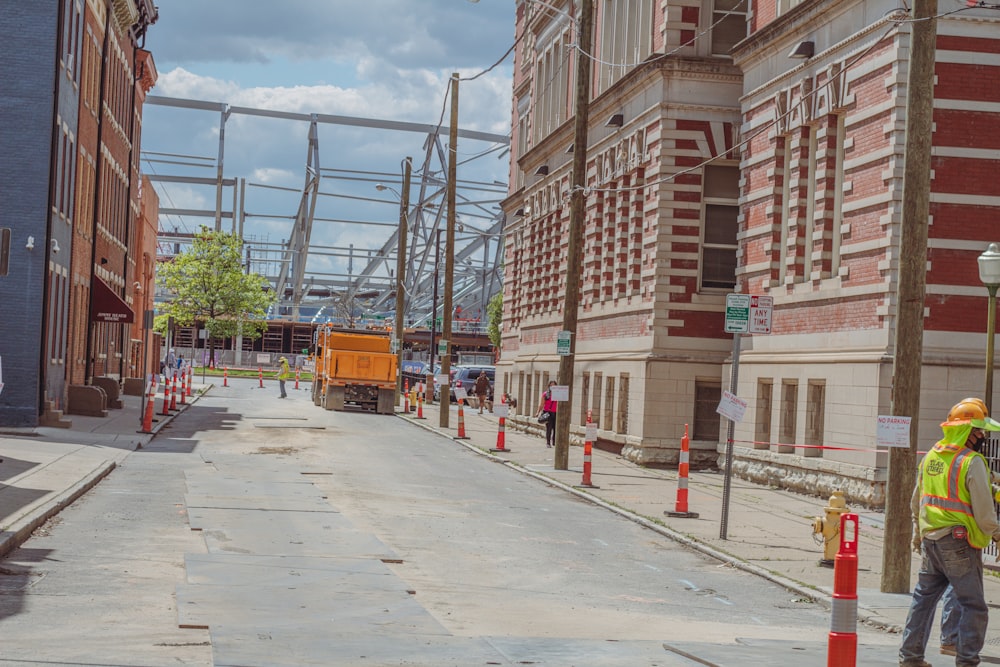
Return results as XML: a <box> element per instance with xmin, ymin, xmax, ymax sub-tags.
<box><xmin>789</xmin><ymin>40</ymin><xmax>815</xmax><ymax>59</ymax></box>
<box><xmin>605</xmin><ymin>113</ymin><xmax>624</xmax><ymax>128</ymax></box>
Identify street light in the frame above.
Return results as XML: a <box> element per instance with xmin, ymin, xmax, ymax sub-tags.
<box><xmin>978</xmin><ymin>242</ymin><xmax>1000</xmax><ymax>414</ymax></box>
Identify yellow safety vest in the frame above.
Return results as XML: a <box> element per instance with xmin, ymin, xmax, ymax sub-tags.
<box><xmin>919</xmin><ymin>442</ymin><xmax>990</xmax><ymax>549</ymax></box>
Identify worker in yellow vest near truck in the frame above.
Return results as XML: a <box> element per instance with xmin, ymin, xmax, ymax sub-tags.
<box><xmin>899</xmin><ymin>399</ymin><xmax>1000</xmax><ymax>667</ymax></box>
<box><xmin>276</xmin><ymin>356</ymin><xmax>290</xmax><ymax>399</ymax></box>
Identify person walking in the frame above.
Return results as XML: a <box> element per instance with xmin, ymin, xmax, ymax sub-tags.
<box><xmin>473</xmin><ymin>370</ymin><xmax>491</xmax><ymax>414</ymax></box>
<box><xmin>164</xmin><ymin>348</ymin><xmax>176</xmax><ymax>378</ymax></box>
<box><xmin>899</xmin><ymin>398</ymin><xmax>1000</xmax><ymax>667</ymax></box>
<box><xmin>276</xmin><ymin>356</ymin><xmax>290</xmax><ymax>399</ymax></box>
<box><xmin>536</xmin><ymin>380</ymin><xmax>557</xmax><ymax>448</ymax></box>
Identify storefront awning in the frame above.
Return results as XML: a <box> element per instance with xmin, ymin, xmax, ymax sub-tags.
<box><xmin>90</xmin><ymin>278</ymin><xmax>134</xmax><ymax>323</ymax></box>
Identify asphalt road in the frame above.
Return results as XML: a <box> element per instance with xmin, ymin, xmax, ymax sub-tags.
<box><xmin>0</xmin><ymin>378</ymin><xmax>903</xmax><ymax>666</ymax></box>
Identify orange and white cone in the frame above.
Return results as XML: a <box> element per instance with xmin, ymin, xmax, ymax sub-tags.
<box><xmin>169</xmin><ymin>371</ymin><xmax>178</xmax><ymax>411</ymax></box>
<box><xmin>139</xmin><ymin>375</ymin><xmax>157</xmax><ymax>434</ymax></box>
<box><xmin>665</xmin><ymin>424</ymin><xmax>698</xmax><ymax>518</ymax></box>
<box><xmin>185</xmin><ymin>366</ymin><xmax>192</xmax><ymax>397</ymax></box>
<box><xmin>415</xmin><ymin>385</ymin><xmax>426</xmax><ymax>419</ymax></box>
<box><xmin>403</xmin><ymin>379</ymin><xmax>410</xmax><ymax>413</ymax></box>
<box><xmin>161</xmin><ymin>374</ymin><xmax>170</xmax><ymax>416</ymax></box>
<box><xmin>577</xmin><ymin>410</ymin><xmax>599</xmax><ymax>488</ymax></box>
<box><xmin>258</xmin><ymin>366</ymin><xmax>264</xmax><ymax>388</ymax></box>
<box><xmin>490</xmin><ymin>396</ymin><xmax>509</xmax><ymax>452</ymax></box>
<box><xmin>455</xmin><ymin>398</ymin><xmax>469</xmax><ymax>439</ymax></box>
<box><xmin>223</xmin><ymin>367</ymin><xmax>229</xmax><ymax>387</ymax></box>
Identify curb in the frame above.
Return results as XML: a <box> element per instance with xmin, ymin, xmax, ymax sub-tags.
<box><xmin>396</xmin><ymin>410</ymin><xmax>903</xmax><ymax>635</ymax></box>
<box><xmin>0</xmin><ymin>459</ymin><xmax>116</xmax><ymax>560</ymax></box>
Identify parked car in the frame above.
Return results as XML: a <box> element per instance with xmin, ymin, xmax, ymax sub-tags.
<box><xmin>435</xmin><ymin>365</ymin><xmax>495</xmax><ymax>403</ymax></box>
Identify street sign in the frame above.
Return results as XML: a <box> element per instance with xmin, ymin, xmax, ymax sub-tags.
<box><xmin>724</xmin><ymin>294</ymin><xmax>750</xmax><ymax>333</ymax></box>
<box><xmin>716</xmin><ymin>390</ymin><xmax>747</xmax><ymax>423</ymax></box>
<box><xmin>725</xmin><ymin>294</ymin><xmax>773</xmax><ymax>335</ymax></box>
<box><xmin>749</xmin><ymin>295</ymin><xmax>773</xmax><ymax>334</ymax></box>
<box><xmin>438</xmin><ymin>339</ymin><xmax>448</xmax><ymax>356</ymax></box>
<box><xmin>556</xmin><ymin>330</ymin><xmax>572</xmax><ymax>356</ymax></box>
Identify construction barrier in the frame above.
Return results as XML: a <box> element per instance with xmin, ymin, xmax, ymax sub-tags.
<box><xmin>455</xmin><ymin>398</ymin><xmax>469</xmax><ymax>439</ymax></box>
<box><xmin>577</xmin><ymin>410</ymin><xmax>599</xmax><ymax>488</ymax></box>
<box><xmin>169</xmin><ymin>371</ymin><xmax>178</xmax><ymax>411</ymax></box>
<box><xmin>258</xmin><ymin>366</ymin><xmax>264</xmax><ymax>388</ymax></box>
<box><xmin>403</xmin><ymin>379</ymin><xmax>410</xmax><ymax>413</ymax></box>
<box><xmin>665</xmin><ymin>424</ymin><xmax>698</xmax><ymax>518</ymax></box>
<box><xmin>223</xmin><ymin>367</ymin><xmax>229</xmax><ymax>387</ymax></box>
<box><xmin>139</xmin><ymin>375</ymin><xmax>157</xmax><ymax>434</ymax></box>
<box><xmin>295</xmin><ymin>368</ymin><xmax>301</xmax><ymax>390</ymax></box>
<box><xmin>490</xmin><ymin>397</ymin><xmax>509</xmax><ymax>452</ymax></box>
<box><xmin>179</xmin><ymin>372</ymin><xmax>187</xmax><ymax>406</ymax></box>
<box><xmin>185</xmin><ymin>367</ymin><xmax>192</xmax><ymax>397</ymax></box>
<box><xmin>827</xmin><ymin>513</ymin><xmax>859</xmax><ymax>667</ymax></box>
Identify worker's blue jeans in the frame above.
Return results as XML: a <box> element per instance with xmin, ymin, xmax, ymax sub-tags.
<box><xmin>899</xmin><ymin>534</ymin><xmax>986</xmax><ymax>666</ymax></box>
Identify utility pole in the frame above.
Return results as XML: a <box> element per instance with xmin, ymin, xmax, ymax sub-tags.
<box><xmin>553</xmin><ymin>0</ymin><xmax>593</xmax><ymax>470</ymax></box>
<box><xmin>882</xmin><ymin>0</ymin><xmax>937</xmax><ymax>594</ymax></box>
<box><xmin>394</xmin><ymin>157</ymin><xmax>412</xmax><ymax>406</ymax></box>
<box><xmin>440</xmin><ymin>73</ymin><xmax>459</xmax><ymax>429</ymax></box>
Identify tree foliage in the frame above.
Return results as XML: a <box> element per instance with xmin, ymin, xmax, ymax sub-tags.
<box><xmin>486</xmin><ymin>290</ymin><xmax>503</xmax><ymax>349</ymax></box>
<box><xmin>156</xmin><ymin>227</ymin><xmax>273</xmax><ymax>343</ymax></box>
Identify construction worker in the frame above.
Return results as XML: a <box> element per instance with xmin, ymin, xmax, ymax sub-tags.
<box><xmin>276</xmin><ymin>356</ymin><xmax>290</xmax><ymax>399</ymax></box>
<box><xmin>899</xmin><ymin>399</ymin><xmax>1000</xmax><ymax>667</ymax></box>
<box><xmin>939</xmin><ymin>398</ymin><xmax>1000</xmax><ymax>657</ymax></box>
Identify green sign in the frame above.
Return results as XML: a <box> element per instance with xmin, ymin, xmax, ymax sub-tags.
<box><xmin>438</xmin><ymin>339</ymin><xmax>448</xmax><ymax>356</ymax></box>
<box><xmin>556</xmin><ymin>330</ymin><xmax>572</xmax><ymax>356</ymax></box>
<box><xmin>724</xmin><ymin>294</ymin><xmax>750</xmax><ymax>333</ymax></box>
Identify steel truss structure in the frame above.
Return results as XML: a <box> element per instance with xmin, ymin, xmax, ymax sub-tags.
<box><xmin>143</xmin><ymin>95</ymin><xmax>510</xmax><ymax>327</ymax></box>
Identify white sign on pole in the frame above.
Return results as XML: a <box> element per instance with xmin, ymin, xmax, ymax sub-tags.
<box><xmin>877</xmin><ymin>415</ymin><xmax>912</xmax><ymax>448</ymax></box>
<box><xmin>493</xmin><ymin>403</ymin><xmax>509</xmax><ymax>418</ymax></box>
<box><xmin>454</xmin><ymin>385</ymin><xmax>468</xmax><ymax>400</ymax></box>
<box><xmin>716</xmin><ymin>390</ymin><xmax>747</xmax><ymax>423</ymax></box>
<box><xmin>748</xmin><ymin>295</ymin><xmax>773</xmax><ymax>335</ymax></box>
<box><xmin>256</xmin><ymin>353</ymin><xmax>270</xmax><ymax>364</ymax></box>
<box><xmin>585</xmin><ymin>423</ymin><xmax>598</xmax><ymax>442</ymax></box>
<box><xmin>556</xmin><ymin>330</ymin><xmax>572</xmax><ymax>355</ymax></box>
<box><xmin>725</xmin><ymin>294</ymin><xmax>750</xmax><ymax>333</ymax></box>
<box><xmin>435</xmin><ymin>374</ymin><xmax>450</xmax><ymax>387</ymax></box>
<box><xmin>550</xmin><ymin>385</ymin><xmax>570</xmax><ymax>401</ymax></box>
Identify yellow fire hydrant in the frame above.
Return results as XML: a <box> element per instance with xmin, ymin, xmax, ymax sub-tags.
<box><xmin>812</xmin><ymin>490</ymin><xmax>850</xmax><ymax>567</ymax></box>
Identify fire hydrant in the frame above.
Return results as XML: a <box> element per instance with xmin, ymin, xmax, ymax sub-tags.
<box><xmin>812</xmin><ymin>490</ymin><xmax>850</xmax><ymax>567</ymax></box>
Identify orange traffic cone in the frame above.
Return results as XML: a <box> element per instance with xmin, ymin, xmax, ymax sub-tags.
<box><xmin>161</xmin><ymin>373</ymin><xmax>170</xmax><ymax>416</ymax></box>
<box><xmin>258</xmin><ymin>366</ymin><xmax>264</xmax><ymax>388</ymax></box>
<box><xmin>490</xmin><ymin>396</ymin><xmax>509</xmax><ymax>453</ymax></box>
<box><xmin>223</xmin><ymin>367</ymin><xmax>229</xmax><ymax>387</ymax></box>
<box><xmin>139</xmin><ymin>375</ymin><xmax>157</xmax><ymax>434</ymax></box>
<box><xmin>415</xmin><ymin>385</ymin><xmax>426</xmax><ymax>419</ymax></box>
<box><xmin>169</xmin><ymin>371</ymin><xmax>178</xmax><ymax>411</ymax></box>
<box><xmin>665</xmin><ymin>424</ymin><xmax>698</xmax><ymax>518</ymax></box>
<box><xmin>403</xmin><ymin>379</ymin><xmax>410</xmax><ymax>413</ymax></box>
<box><xmin>455</xmin><ymin>398</ymin><xmax>469</xmax><ymax>440</ymax></box>
<box><xmin>576</xmin><ymin>409</ymin><xmax>599</xmax><ymax>489</ymax></box>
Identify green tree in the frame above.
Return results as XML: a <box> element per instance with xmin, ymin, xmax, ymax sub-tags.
<box><xmin>486</xmin><ymin>291</ymin><xmax>502</xmax><ymax>350</ymax></box>
<box><xmin>156</xmin><ymin>227</ymin><xmax>274</xmax><ymax>365</ymax></box>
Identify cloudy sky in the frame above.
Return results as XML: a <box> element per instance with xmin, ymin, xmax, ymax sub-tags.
<box><xmin>141</xmin><ymin>0</ymin><xmax>515</xmax><ymax>299</ymax></box>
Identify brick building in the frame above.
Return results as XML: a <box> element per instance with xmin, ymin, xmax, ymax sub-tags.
<box><xmin>500</xmin><ymin>0</ymin><xmax>745</xmax><ymax>467</ymax></box>
<box><xmin>730</xmin><ymin>0</ymin><xmax>1000</xmax><ymax>505</ymax></box>
<box><xmin>0</xmin><ymin>0</ymin><xmax>157</xmax><ymax>428</ymax></box>
<box><xmin>499</xmin><ymin>0</ymin><xmax>1000</xmax><ymax>507</ymax></box>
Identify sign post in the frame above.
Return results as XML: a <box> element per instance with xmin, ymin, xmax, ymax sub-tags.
<box><xmin>719</xmin><ymin>294</ymin><xmax>773</xmax><ymax>540</ymax></box>
<box><xmin>556</xmin><ymin>331</ymin><xmax>572</xmax><ymax>356</ymax></box>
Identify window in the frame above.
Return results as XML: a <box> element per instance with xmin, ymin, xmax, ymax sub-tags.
<box><xmin>592</xmin><ymin>372</ymin><xmax>603</xmax><ymax>427</ymax></box>
<box><xmin>693</xmin><ymin>380</ymin><xmax>722</xmax><ymax>441</ymax></box>
<box><xmin>701</xmin><ymin>165</ymin><xmax>739</xmax><ymax>290</ymax></box>
<box><xmin>778</xmin><ymin>380</ymin><xmax>798</xmax><ymax>453</ymax></box>
<box><xmin>603</xmin><ymin>376</ymin><xmax>615</xmax><ymax>432</ymax></box>
<box><xmin>617</xmin><ymin>373</ymin><xmax>629</xmax><ymax>434</ymax></box>
<box><xmin>755</xmin><ymin>379</ymin><xmax>773</xmax><ymax>449</ymax></box>
<box><xmin>580</xmin><ymin>372</ymin><xmax>590</xmax><ymax>425</ymax></box>
<box><xmin>597</xmin><ymin>0</ymin><xmax>653</xmax><ymax>94</ymax></box>
<box><xmin>533</xmin><ymin>29</ymin><xmax>571</xmax><ymax>143</ymax></box>
<box><xmin>711</xmin><ymin>0</ymin><xmax>748</xmax><ymax>57</ymax></box>
<box><xmin>778</xmin><ymin>0</ymin><xmax>806</xmax><ymax>15</ymax></box>
<box><xmin>805</xmin><ymin>381</ymin><xmax>825</xmax><ymax>457</ymax></box>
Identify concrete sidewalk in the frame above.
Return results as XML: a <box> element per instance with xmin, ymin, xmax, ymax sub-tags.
<box><xmin>0</xmin><ymin>380</ymin><xmax>205</xmax><ymax>559</ymax></box>
<box><xmin>401</xmin><ymin>398</ymin><xmax>1000</xmax><ymax>656</ymax></box>
<box><xmin>3</xmin><ymin>381</ymin><xmax>1000</xmax><ymax>661</ymax></box>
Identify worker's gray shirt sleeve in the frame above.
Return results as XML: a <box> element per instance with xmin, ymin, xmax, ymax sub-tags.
<box><xmin>967</xmin><ymin>456</ymin><xmax>1000</xmax><ymax>540</ymax></box>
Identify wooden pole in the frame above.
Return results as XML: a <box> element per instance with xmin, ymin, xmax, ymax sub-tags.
<box><xmin>882</xmin><ymin>0</ymin><xmax>937</xmax><ymax>594</ymax></box>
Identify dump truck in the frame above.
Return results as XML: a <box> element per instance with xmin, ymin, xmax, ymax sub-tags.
<box><xmin>311</xmin><ymin>327</ymin><xmax>397</xmax><ymax>414</ymax></box>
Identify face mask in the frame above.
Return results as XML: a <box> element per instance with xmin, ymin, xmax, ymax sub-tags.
<box><xmin>971</xmin><ymin>434</ymin><xmax>987</xmax><ymax>453</ymax></box>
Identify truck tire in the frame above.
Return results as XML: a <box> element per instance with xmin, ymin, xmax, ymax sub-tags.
<box><xmin>325</xmin><ymin>385</ymin><xmax>345</xmax><ymax>411</ymax></box>
<box><xmin>376</xmin><ymin>388</ymin><xmax>395</xmax><ymax>415</ymax></box>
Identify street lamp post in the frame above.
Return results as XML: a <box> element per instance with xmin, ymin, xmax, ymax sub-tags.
<box><xmin>978</xmin><ymin>243</ymin><xmax>1000</xmax><ymax>414</ymax></box>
